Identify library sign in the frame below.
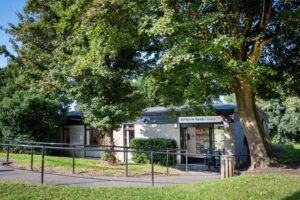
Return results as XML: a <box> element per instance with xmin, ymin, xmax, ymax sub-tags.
<box><xmin>179</xmin><ymin>116</ymin><xmax>223</xmax><ymax>123</ymax></box>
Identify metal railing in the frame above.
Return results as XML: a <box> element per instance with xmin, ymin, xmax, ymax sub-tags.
<box><xmin>0</xmin><ymin>142</ymin><xmax>250</xmax><ymax>186</ymax></box>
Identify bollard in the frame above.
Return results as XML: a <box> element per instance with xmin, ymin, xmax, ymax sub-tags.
<box><xmin>125</xmin><ymin>148</ymin><xmax>128</xmax><ymax>177</ymax></box>
<box><xmin>151</xmin><ymin>152</ymin><xmax>154</xmax><ymax>186</ymax></box>
<box><xmin>72</xmin><ymin>146</ymin><xmax>75</xmax><ymax>174</ymax></box>
<box><xmin>41</xmin><ymin>146</ymin><xmax>45</xmax><ymax>185</ymax></box>
<box><xmin>31</xmin><ymin>147</ymin><xmax>34</xmax><ymax>171</ymax></box>
<box><xmin>166</xmin><ymin>150</ymin><xmax>169</xmax><ymax>175</ymax></box>
<box><xmin>220</xmin><ymin>155</ymin><xmax>235</xmax><ymax>179</ymax></box>
<box><xmin>185</xmin><ymin>150</ymin><xmax>188</xmax><ymax>173</ymax></box>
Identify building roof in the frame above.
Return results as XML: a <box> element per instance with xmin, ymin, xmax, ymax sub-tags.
<box><xmin>213</xmin><ymin>104</ymin><xmax>236</xmax><ymax>110</ymax></box>
<box><xmin>130</xmin><ymin>104</ymin><xmax>237</xmax><ymax>124</ymax></box>
<box><xmin>67</xmin><ymin>111</ymin><xmax>83</xmax><ymax>117</ymax></box>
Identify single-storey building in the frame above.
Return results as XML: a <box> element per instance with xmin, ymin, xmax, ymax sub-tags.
<box><xmin>54</xmin><ymin>104</ymin><xmax>269</xmax><ymax>165</ymax></box>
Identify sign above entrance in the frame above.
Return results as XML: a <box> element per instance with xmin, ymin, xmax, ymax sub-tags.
<box><xmin>179</xmin><ymin>116</ymin><xmax>223</xmax><ymax>123</ymax></box>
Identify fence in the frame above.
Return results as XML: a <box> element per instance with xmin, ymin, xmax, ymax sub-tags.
<box><xmin>0</xmin><ymin>142</ymin><xmax>249</xmax><ymax>186</ymax></box>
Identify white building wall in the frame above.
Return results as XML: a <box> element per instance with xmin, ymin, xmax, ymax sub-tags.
<box><xmin>113</xmin><ymin>123</ymin><xmax>180</xmax><ymax>162</ymax></box>
<box><xmin>113</xmin><ymin>128</ymin><xmax>125</xmax><ymax>162</ymax></box>
<box><xmin>135</xmin><ymin>124</ymin><xmax>180</xmax><ymax>148</ymax></box>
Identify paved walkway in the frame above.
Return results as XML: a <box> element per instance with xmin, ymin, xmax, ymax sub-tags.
<box><xmin>0</xmin><ymin>166</ymin><xmax>219</xmax><ymax>187</ymax></box>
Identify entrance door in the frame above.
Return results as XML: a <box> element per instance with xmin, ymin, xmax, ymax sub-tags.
<box><xmin>195</xmin><ymin>127</ymin><xmax>210</xmax><ymax>154</ymax></box>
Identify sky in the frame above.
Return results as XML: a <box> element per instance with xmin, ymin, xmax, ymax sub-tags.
<box><xmin>0</xmin><ymin>0</ymin><xmax>27</xmax><ymax>68</ymax></box>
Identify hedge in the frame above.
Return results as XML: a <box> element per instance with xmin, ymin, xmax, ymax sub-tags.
<box><xmin>130</xmin><ymin>138</ymin><xmax>177</xmax><ymax>165</ymax></box>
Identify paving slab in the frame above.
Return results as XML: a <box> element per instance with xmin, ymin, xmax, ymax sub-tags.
<box><xmin>0</xmin><ymin>166</ymin><xmax>219</xmax><ymax>187</ymax></box>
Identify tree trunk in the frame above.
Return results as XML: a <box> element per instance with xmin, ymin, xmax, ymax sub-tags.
<box><xmin>103</xmin><ymin>129</ymin><xmax>117</xmax><ymax>163</ymax></box>
<box><xmin>234</xmin><ymin>79</ymin><xmax>273</xmax><ymax>168</ymax></box>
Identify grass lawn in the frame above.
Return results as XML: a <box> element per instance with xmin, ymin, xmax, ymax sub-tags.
<box><xmin>0</xmin><ymin>152</ymin><xmax>178</xmax><ymax>176</ymax></box>
<box><xmin>273</xmin><ymin>144</ymin><xmax>300</xmax><ymax>165</ymax></box>
<box><xmin>0</xmin><ymin>175</ymin><xmax>299</xmax><ymax>200</ymax></box>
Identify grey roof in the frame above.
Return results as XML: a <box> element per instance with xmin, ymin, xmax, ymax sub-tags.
<box><xmin>68</xmin><ymin>104</ymin><xmax>239</xmax><ymax>124</ymax></box>
<box><xmin>67</xmin><ymin>111</ymin><xmax>83</xmax><ymax>117</ymax></box>
<box><xmin>213</xmin><ymin>104</ymin><xmax>236</xmax><ymax>110</ymax></box>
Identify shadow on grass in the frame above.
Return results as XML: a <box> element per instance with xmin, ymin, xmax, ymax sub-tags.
<box><xmin>282</xmin><ymin>191</ymin><xmax>300</xmax><ymax>200</ymax></box>
<box><xmin>272</xmin><ymin>144</ymin><xmax>300</xmax><ymax>166</ymax></box>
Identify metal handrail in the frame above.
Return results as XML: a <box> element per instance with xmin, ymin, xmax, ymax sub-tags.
<box><xmin>0</xmin><ymin>142</ymin><xmax>249</xmax><ymax>186</ymax></box>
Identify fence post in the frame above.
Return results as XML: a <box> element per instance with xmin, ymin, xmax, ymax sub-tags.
<box><xmin>72</xmin><ymin>146</ymin><xmax>75</xmax><ymax>174</ymax></box>
<box><xmin>125</xmin><ymin>147</ymin><xmax>128</xmax><ymax>177</ymax></box>
<box><xmin>6</xmin><ymin>144</ymin><xmax>10</xmax><ymax>166</ymax></box>
<box><xmin>166</xmin><ymin>150</ymin><xmax>169</xmax><ymax>175</ymax></box>
<box><xmin>31</xmin><ymin>147</ymin><xmax>34</xmax><ymax>171</ymax></box>
<box><xmin>185</xmin><ymin>150</ymin><xmax>188</xmax><ymax>173</ymax></box>
<box><xmin>41</xmin><ymin>146</ymin><xmax>45</xmax><ymax>185</ymax></box>
<box><xmin>151</xmin><ymin>151</ymin><xmax>154</xmax><ymax>186</ymax></box>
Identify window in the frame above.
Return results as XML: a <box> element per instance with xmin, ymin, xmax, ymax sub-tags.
<box><xmin>123</xmin><ymin>124</ymin><xmax>135</xmax><ymax>147</ymax></box>
<box><xmin>86</xmin><ymin>127</ymin><xmax>101</xmax><ymax>145</ymax></box>
<box><xmin>63</xmin><ymin>126</ymin><xmax>70</xmax><ymax>143</ymax></box>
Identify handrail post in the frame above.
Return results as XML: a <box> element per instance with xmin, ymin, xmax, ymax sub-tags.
<box><xmin>31</xmin><ymin>147</ymin><xmax>34</xmax><ymax>171</ymax></box>
<box><xmin>41</xmin><ymin>146</ymin><xmax>45</xmax><ymax>185</ymax></box>
<box><xmin>237</xmin><ymin>156</ymin><xmax>240</xmax><ymax>175</ymax></box>
<box><xmin>151</xmin><ymin>151</ymin><xmax>154</xmax><ymax>186</ymax></box>
<box><xmin>185</xmin><ymin>150</ymin><xmax>188</xmax><ymax>173</ymax></box>
<box><xmin>123</xmin><ymin>146</ymin><xmax>126</xmax><ymax>163</ymax></box>
<box><xmin>166</xmin><ymin>149</ymin><xmax>169</xmax><ymax>176</ymax></box>
<box><xmin>6</xmin><ymin>143</ymin><xmax>10</xmax><ymax>166</ymax></box>
<box><xmin>72</xmin><ymin>145</ymin><xmax>75</xmax><ymax>174</ymax></box>
<box><xmin>125</xmin><ymin>147</ymin><xmax>128</xmax><ymax>177</ymax></box>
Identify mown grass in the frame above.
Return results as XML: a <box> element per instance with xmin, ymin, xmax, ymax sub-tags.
<box><xmin>273</xmin><ymin>144</ymin><xmax>300</xmax><ymax>165</ymax></box>
<box><xmin>0</xmin><ymin>175</ymin><xmax>300</xmax><ymax>200</ymax></box>
<box><xmin>0</xmin><ymin>152</ymin><xmax>179</xmax><ymax>176</ymax></box>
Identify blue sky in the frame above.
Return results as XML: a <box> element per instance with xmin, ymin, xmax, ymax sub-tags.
<box><xmin>0</xmin><ymin>0</ymin><xmax>26</xmax><ymax>68</ymax></box>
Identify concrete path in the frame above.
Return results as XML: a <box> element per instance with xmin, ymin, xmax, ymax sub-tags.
<box><xmin>0</xmin><ymin>165</ymin><xmax>219</xmax><ymax>187</ymax></box>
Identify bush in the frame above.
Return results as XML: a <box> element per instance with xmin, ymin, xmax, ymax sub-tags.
<box><xmin>130</xmin><ymin>138</ymin><xmax>177</xmax><ymax>165</ymax></box>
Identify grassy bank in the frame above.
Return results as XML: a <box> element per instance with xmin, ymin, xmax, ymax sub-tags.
<box><xmin>0</xmin><ymin>175</ymin><xmax>299</xmax><ymax>200</ymax></box>
<box><xmin>0</xmin><ymin>152</ymin><xmax>178</xmax><ymax>176</ymax></box>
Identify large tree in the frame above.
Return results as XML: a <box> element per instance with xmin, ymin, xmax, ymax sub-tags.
<box><xmin>9</xmin><ymin>0</ymin><xmax>156</xmax><ymax>163</ymax></box>
<box><xmin>137</xmin><ymin>0</ymin><xmax>299</xmax><ymax>168</ymax></box>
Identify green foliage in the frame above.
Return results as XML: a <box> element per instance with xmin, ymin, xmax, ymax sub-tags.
<box><xmin>258</xmin><ymin>96</ymin><xmax>300</xmax><ymax>144</ymax></box>
<box><xmin>223</xmin><ymin>94</ymin><xmax>236</xmax><ymax>104</ymax></box>
<box><xmin>130</xmin><ymin>138</ymin><xmax>177</xmax><ymax>165</ymax></box>
<box><xmin>0</xmin><ymin>90</ymin><xmax>65</xmax><ymax>142</ymax></box>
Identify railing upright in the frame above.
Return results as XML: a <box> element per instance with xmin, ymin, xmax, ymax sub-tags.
<box><xmin>185</xmin><ymin>150</ymin><xmax>188</xmax><ymax>173</ymax></box>
<box><xmin>166</xmin><ymin>149</ymin><xmax>169</xmax><ymax>175</ymax></box>
<box><xmin>41</xmin><ymin>146</ymin><xmax>45</xmax><ymax>185</ymax></box>
<box><xmin>151</xmin><ymin>151</ymin><xmax>154</xmax><ymax>186</ymax></box>
<box><xmin>6</xmin><ymin>143</ymin><xmax>9</xmax><ymax>166</ymax></box>
<box><xmin>31</xmin><ymin>147</ymin><xmax>34</xmax><ymax>171</ymax></box>
<box><xmin>125</xmin><ymin>147</ymin><xmax>128</xmax><ymax>177</ymax></box>
<box><xmin>72</xmin><ymin>145</ymin><xmax>75</xmax><ymax>174</ymax></box>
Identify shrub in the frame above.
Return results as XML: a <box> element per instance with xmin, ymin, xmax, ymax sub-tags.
<box><xmin>130</xmin><ymin>138</ymin><xmax>177</xmax><ymax>165</ymax></box>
